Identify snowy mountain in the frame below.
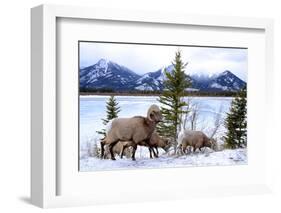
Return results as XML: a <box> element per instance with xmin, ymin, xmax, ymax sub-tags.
<box><xmin>80</xmin><ymin>60</ymin><xmax>246</xmax><ymax>92</ymax></box>
<box><xmin>190</xmin><ymin>70</ymin><xmax>246</xmax><ymax>92</ymax></box>
<box><xmin>80</xmin><ymin>59</ymin><xmax>140</xmax><ymax>91</ymax></box>
<box><xmin>207</xmin><ymin>70</ymin><xmax>246</xmax><ymax>91</ymax></box>
<box><xmin>134</xmin><ymin>65</ymin><xmax>174</xmax><ymax>91</ymax></box>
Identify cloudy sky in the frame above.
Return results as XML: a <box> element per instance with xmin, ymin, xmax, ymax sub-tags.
<box><xmin>79</xmin><ymin>42</ymin><xmax>247</xmax><ymax>81</ymax></box>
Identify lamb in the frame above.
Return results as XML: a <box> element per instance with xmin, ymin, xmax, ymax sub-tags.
<box><xmin>145</xmin><ymin>132</ymin><xmax>170</xmax><ymax>158</ymax></box>
<box><xmin>100</xmin><ymin>104</ymin><xmax>162</xmax><ymax>161</ymax></box>
<box><xmin>178</xmin><ymin>130</ymin><xmax>217</xmax><ymax>154</ymax></box>
<box><xmin>119</xmin><ymin>132</ymin><xmax>170</xmax><ymax>159</ymax></box>
<box><xmin>103</xmin><ymin>142</ymin><xmax>132</xmax><ymax>159</ymax></box>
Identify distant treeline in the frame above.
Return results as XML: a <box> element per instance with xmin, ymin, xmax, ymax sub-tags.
<box><xmin>80</xmin><ymin>88</ymin><xmax>238</xmax><ymax>97</ymax></box>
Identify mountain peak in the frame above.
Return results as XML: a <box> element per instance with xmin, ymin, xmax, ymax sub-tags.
<box><xmin>220</xmin><ymin>70</ymin><xmax>232</xmax><ymax>76</ymax></box>
<box><xmin>79</xmin><ymin>59</ymin><xmax>140</xmax><ymax>91</ymax></box>
<box><xmin>97</xmin><ymin>58</ymin><xmax>109</xmax><ymax>67</ymax></box>
<box><xmin>209</xmin><ymin>70</ymin><xmax>246</xmax><ymax>91</ymax></box>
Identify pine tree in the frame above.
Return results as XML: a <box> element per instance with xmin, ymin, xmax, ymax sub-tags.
<box><xmin>96</xmin><ymin>95</ymin><xmax>121</xmax><ymax>137</ymax></box>
<box><xmin>157</xmin><ymin>50</ymin><xmax>192</xmax><ymax>153</ymax></box>
<box><xmin>224</xmin><ymin>87</ymin><xmax>247</xmax><ymax>149</ymax></box>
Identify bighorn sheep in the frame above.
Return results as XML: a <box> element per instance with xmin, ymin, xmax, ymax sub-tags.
<box><xmin>119</xmin><ymin>132</ymin><xmax>170</xmax><ymax>159</ymax></box>
<box><xmin>103</xmin><ymin>142</ymin><xmax>132</xmax><ymax>159</ymax></box>
<box><xmin>100</xmin><ymin>104</ymin><xmax>162</xmax><ymax>161</ymax></box>
<box><xmin>178</xmin><ymin>130</ymin><xmax>217</xmax><ymax>154</ymax></box>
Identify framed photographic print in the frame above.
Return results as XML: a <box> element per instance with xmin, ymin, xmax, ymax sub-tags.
<box><xmin>78</xmin><ymin>41</ymin><xmax>248</xmax><ymax>171</ymax></box>
<box><xmin>31</xmin><ymin>4</ymin><xmax>274</xmax><ymax>208</ymax></box>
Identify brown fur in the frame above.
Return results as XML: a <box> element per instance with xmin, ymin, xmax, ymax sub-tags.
<box><xmin>119</xmin><ymin>132</ymin><xmax>170</xmax><ymax>159</ymax></box>
<box><xmin>100</xmin><ymin>105</ymin><xmax>162</xmax><ymax>161</ymax></box>
<box><xmin>179</xmin><ymin>130</ymin><xmax>215</xmax><ymax>153</ymax></box>
<box><xmin>141</xmin><ymin>132</ymin><xmax>170</xmax><ymax>158</ymax></box>
<box><xmin>103</xmin><ymin>142</ymin><xmax>132</xmax><ymax>159</ymax></box>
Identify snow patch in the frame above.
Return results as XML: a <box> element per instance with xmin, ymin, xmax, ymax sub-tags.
<box><xmin>210</xmin><ymin>83</ymin><xmax>229</xmax><ymax>91</ymax></box>
<box><xmin>80</xmin><ymin>149</ymin><xmax>247</xmax><ymax>172</ymax></box>
<box><xmin>135</xmin><ymin>85</ymin><xmax>153</xmax><ymax>91</ymax></box>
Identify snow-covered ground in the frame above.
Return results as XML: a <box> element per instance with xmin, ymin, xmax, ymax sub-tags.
<box><xmin>79</xmin><ymin>95</ymin><xmax>247</xmax><ymax>171</ymax></box>
<box><xmin>80</xmin><ymin>149</ymin><xmax>247</xmax><ymax>172</ymax></box>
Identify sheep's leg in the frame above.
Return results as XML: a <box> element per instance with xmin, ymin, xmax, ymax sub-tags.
<box><xmin>120</xmin><ymin>146</ymin><xmax>124</xmax><ymax>159</ymax></box>
<box><xmin>182</xmin><ymin>145</ymin><xmax>186</xmax><ymax>154</ymax></box>
<box><xmin>100</xmin><ymin>141</ymin><xmax>105</xmax><ymax>159</ymax></box>
<box><xmin>193</xmin><ymin>146</ymin><xmax>197</xmax><ymax>153</ymax></box>
<box><xmin>120</xmin><ymin>145</ymin><xmax>127</xmax><ymax>159</ymax></box>
<box><xmin>109</xmin><ymin>141</ymin><xmax>118</xmax><ymax>160</ymax></box>
<box><xmin>152</xmin><ymin>147</ymin><xmax>158</xmax><ymax>158</ymax></box>
<box><xmin>156</xmin><ymin>147</ymin><xmax>159</xmax><ymax>155</ymax></box>
<box><xmin>149</xmin><ymin>147</ymin><xmax>153</xmax><ymax>159</ymax></box>
<box><xmin>132</xmin><ymin>144</ymin><xmax>137</xmax><ymax>161</ymax></box>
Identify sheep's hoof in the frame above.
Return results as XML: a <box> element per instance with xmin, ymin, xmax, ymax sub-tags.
<box><xmin>132</xmin><ymin>158</ymin><xmax>136</xmax><ymax>161</ymax></box>
<box><xmin>111</xmin><ymin>157</ymin><xmax>116</xmax><ymax>161</ymax></box>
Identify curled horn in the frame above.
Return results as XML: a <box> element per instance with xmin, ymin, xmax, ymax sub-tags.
<box><xmin>147</xmin><ymin>104</ymin><xmax>160</xmax><ymax>121</ymax></box>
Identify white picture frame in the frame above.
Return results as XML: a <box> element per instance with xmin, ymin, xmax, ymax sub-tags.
<box><xmin>31</xmin><ymin>4</ymin><xmax>274</xmax><ymax>208</ymax></box>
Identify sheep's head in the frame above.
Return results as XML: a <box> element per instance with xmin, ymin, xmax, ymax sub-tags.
<box><xmin>162</xmin><ymin>138</ymin><xmax>171</xmax><ymax>152</ymax></box>
<box><xmin>147</xmin><ymin>105</ymin><xmax>162</xmax><ymax>123</ymax></box>
<box><xmin>206</xmin><ymin>138</ymin><xmax>218</xmax><ymax>151</ymax></box>
<box><xmin>157</xmin><ymin>136</ymin><xmax>170</xmax><ymax>151</ymax></box>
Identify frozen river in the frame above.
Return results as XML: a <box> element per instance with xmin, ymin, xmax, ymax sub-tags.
<box><xmin>80</xmin><ymin>95</ymin><xmax>232</xmax><ymax>145</ymax></box>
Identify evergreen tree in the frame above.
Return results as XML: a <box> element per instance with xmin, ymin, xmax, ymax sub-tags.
<box><xmin>157</xmin><ymin>50</ymin><xmax>192</xmax><ymax>153</ymax></box>
<box><xmin>96</xmin><ymin>95</ymin><xmax>121</xmax><ymax>137</ymax></box>
<box><xmin>224</xmin><ymin>87</ymin><xmax>247</xmax><ymax>149</ymax></box>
